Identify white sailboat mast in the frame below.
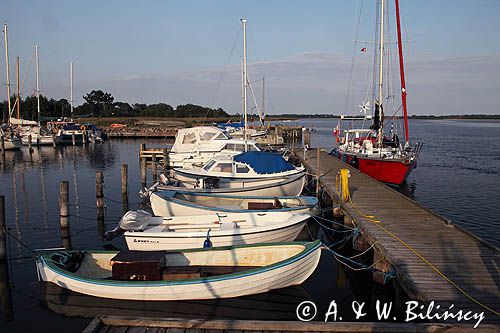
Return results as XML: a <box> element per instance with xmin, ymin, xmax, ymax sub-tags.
<box><xmin>377</xmin><ymin>0</ymin><xmax>385</xmax><ymax>144</ymax></box>
<box><xmin>241</xmin><ymin>18</ymin><xmax>248</xmax><ymax>152</ymax></box>
<box><xmin>261</xmin><ymin>77</ymin><xmax>265</xmax><ymax>127</ymax></box>
<box><xmin>4</xmin><ymin>24</ymin><xmax>12</xmax><ymax>123</ymax></box>
<box><xmin>70</xmin><ymin>61</ymin><xmax>74</xmax><ymax>118</ymax></box>
<box><xmin>35</xmin><ymin>45</ymin><xmax>41</xmax><ymax>124</ymax></box>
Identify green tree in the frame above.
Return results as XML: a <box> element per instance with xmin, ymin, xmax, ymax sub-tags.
<box><xmin>82</xmin><ymin>90</ymin><xmax>114</xmax><ymax>117</ymax></box>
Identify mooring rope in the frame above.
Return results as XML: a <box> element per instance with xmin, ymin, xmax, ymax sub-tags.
<box><xmin>336</xmin><ymin>168</ymin><xmax>500</xmax><ymax>317</ymax></box>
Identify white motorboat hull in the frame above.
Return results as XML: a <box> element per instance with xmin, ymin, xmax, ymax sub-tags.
<box><xmin>37</xmin><ymin>241</ymin><xmax>322</xmax><ymax>301</ymax></box>
<box><xmin>125</xmin><ymin>212</ymin><xmax>309</xmax><ymax>250</ymax></box>
<box><xmin>2</xmin><ymin>137</ymin><xmax>22</xmax><ymax>150</ymax></box>
<box><xmin>150</xmin><ymin>192</ymin><xmax>319</xmax><ymax>217</ymax></box>
<box><xmin>156</xmin><ymin>172</ymin><xmax>306</xmax><ymax>197</ymax></box>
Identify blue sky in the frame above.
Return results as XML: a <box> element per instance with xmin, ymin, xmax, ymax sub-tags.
<box><xmin>2</xmin><ymin>0</ymin><xmax>500</xmax><ymax>115</ymax></box>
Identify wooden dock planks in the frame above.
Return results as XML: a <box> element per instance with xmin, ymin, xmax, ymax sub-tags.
<box><xmin>83</xmin><ymin>316</ymin><xmax>498</xmax><ymax>333</ymax></box>
<box><xmin>298</xmin><ymin>149</ymin><xmax>499</xmax><ymax>322</ymax></box>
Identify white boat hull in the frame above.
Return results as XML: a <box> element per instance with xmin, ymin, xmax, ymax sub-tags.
<box><xmin>37</xmin><ymin>242</ymin><xmax>322</xmax><ymax>301</ymax></box>
<box><xmin>125</xmin><ymin>213</ymin><xmax>309</xmax><ymax>251</ymax></box>
<box><xmin>2</xmin><ymin>137</ymin><xmax>22</xmax><ymax>150</ymax></box>
<box><xmin>150</xmin><ymin>192</ymin><xmax>318</xmax><ymax>217</ymax></box>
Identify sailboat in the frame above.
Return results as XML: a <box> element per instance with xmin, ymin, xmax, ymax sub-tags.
<box><xmin>1</xmin><ymin>24</ymin><xmax>22</xmax><ymax>150</ymax></box>
<box><xmin>15</xmin><ymin>45</ymin><xmax>61</xmax><ymax>146</ymax></box>
<box><xmin>331</xmin><ymin>0</ymin><xmax>422</xmax><ymax>186</ymax></box>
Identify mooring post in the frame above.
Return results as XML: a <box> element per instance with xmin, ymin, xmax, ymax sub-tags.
<box><xmin>0</xmin><ymin>196</ymin><xmax>6</xmax><ymax>262</ymax></box>
<box><xmin>152</xmin><ymin>153</ymin><xmax>158</xmax><ymax>182</ymax></box>
<box><xmin>121</xmin><ymin>164</ymin><xmax>129</xmax><ymax>213</ymax></box>
<box><xmin>140</xmin><ymin>157</ymin><xmax>147</xmax><ymax>187</ymax></box>
<box><xmin>372</xmin><ymin>250</ymin><xmax>392</xmax><ymax>284</ymax></box>
<box><xmin>140</xmin><ymin>143</ymin><xmax>146</xmax><ymax>153</ymax></box>
<box><xmin>28</xmin><ymin>134</ymin><xmax>32</xmax><ymax>151</ymax></box>
<box><xmin>0</xmin><ymin>134</ymin><xmax>4</xmax><ymax>154</ymax></box>
<box><xmin>303</xmin><ymin>128</ymin><xmax>311</xmax><ymax>148</ymax></box>
<box><xmin>71</xmin><ymin>133</ymin><xmax>76</xmax><ymax>146</ymax></box>
<box><xmin>59</xmin><ymin>181</ymin><xmax>72</xmax><ymax>250</ymax></box>
<box><xmin>0</xmin><ymin>195</ymin><xmax>13</xmax><ymax>321</ymax></box>
<box><xmin>52</xmin><ymin>136</ymin><xmax>56</xmax><ymax>148</ymax></box>
<box><xmin>82</xmin><ymin>131</ymin><xmax>87</xmax><ymax>146</ymax></box>
<box><xmin>163</xmin><ymin>148</ymin><xmax>169</xmax><ymax>171</ymax></box>
<box><xmin>316</xmin><ymin>148</ymin><xmax>321</xmax><ymax>196</ymax></box>
<box><xmin>96</xmin><ymin>171</ymin><xmax>105</xmax><ymax>239</ymax></box>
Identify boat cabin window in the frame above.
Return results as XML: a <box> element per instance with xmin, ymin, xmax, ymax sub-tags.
<box><xmin>203</xmin><ymin>160</ymin><xmax>216</xmax><ymax>171</ymax></box>
<box><xmin>214</xmin><ymin>131</ymin><xmax>231</xmax><ymax>140</ymax></box>
<box><xmin>199</xmin><ymin>132</ymin><xmax>217</xmax><ymax>141</ymax></box>
<box><xmin>213</xmin><ymin>163</ymin><xmax>233</xmax><ymax>173</ymax></box>
<box><xmin>236</xmin><ymin>165</ymin><xmax>250</xmax><ymax>173</ymax></box>
<box><xmin>224</xmin><ymin>143</ymin><xmax>259</xmax><ymax>152</ymax></box>
<box><xmin>182</xmin><ymin>132</ymin><xmax>197</xmax><ymax>144</ymax></box>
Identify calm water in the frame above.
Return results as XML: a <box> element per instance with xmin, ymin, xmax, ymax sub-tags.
<box><xmin>0</xmin><ymin>119</ymin><xmax>499</xmax><ymax>331</ymax></box>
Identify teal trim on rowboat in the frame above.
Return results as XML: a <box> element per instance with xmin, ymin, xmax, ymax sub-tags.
<box><xmin>40</xmin><ymin>240</ymin><xmax>321</xmax><ymax>287</ymax></box>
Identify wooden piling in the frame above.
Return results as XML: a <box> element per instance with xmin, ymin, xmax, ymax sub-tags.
<box><xmin>59</xmin><ymin>181</ymin><xmax>72</xmax><ymax>250</ymax></box>
<box><xmin>82</xmin><ymin>131</ymin><xmax>87</xmax><ymax>145</ymax></box>
<box><xmin>140</xmin><ymin>157</ymin><xmax>147</xmax><ymax>187</ymax></box>
<box><xmin>0</xmin><ymin>195</ymin><xmax>13</xmax><ymax>322</ymax></box>
<box><xmin>72</xmin><ymin>133</ymin><xmax>76</xmax><ymax>146</ymax></box>
<box><xmin>372</xmin><ymin>250</ymin><xmax>392</xmax><ymax>284</ymax></box>
<box><xmin>0</xmin><ymin>135</ymin><xmax>5</xmax><ymax>154</ymax></box>
<box><xmin>152</xmin><ymin>153</ymin><xmax>158</xmax><ymax>182</ymax></box>
<box><xmin>0</xmin><ymin>196</ymin><xmax>6</xmax><ymax>262</ymax></box>
<box><xmin>52</xmin><ymin>136</ymin><xmax>56</xmax><ymax>148</ymax></box>
<box><xmin>163</xmin><ymin>148</ymin><xmax>169</xmax><ymax>171</ymax></box>
<box><xmin>96</xmin><ymin>171</ymin><xmax>105</xmax><ymax>209</ymax></box>
<box><xmin>121</xmin><ymin>164</ymin><xmax>128</xmax><ymax>195</ymax></box>
<box><xmin>316</xmin><ymin>148</ymin><xmax>321</xmax><ymax>196</ymax></box>
<box><xmin>28</xmin><ymin>134</ymin><xmax>32</xmax><ymax>151</ymax></box>
<box><xmin>140</xmin><ymin>143</ymin><xmax>146</xmax><ymax>153</ymax></box>
<box><xmin>303</xmin><ymin>128</ymin><xmax>311</xmax><ymax>148</ymax></box>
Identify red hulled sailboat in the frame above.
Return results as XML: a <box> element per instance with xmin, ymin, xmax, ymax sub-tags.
<box><xmin>331</xmin><ymin>0</ymin><xmax>422</xmax><ymax>186</ymax></box>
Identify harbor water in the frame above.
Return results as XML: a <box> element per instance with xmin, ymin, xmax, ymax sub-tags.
<box><xmin>0</xmin><ymin>119</ymin><xmax>499</xmax><ymax>332</ymax></box>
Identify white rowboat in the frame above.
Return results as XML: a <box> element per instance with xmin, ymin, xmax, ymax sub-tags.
<box><xmin>36</xmin><ymin>241</ymin><xmax>322</xmax><ymax>301</ymax></box>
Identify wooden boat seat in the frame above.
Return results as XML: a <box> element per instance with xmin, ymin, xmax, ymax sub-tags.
<box><xmin>162</xmin><ymin>265</ymin><xmax>260</xmax><ymax>281</ymax></box>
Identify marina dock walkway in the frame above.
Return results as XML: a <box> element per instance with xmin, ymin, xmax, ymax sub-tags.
<box><xmin>297</xmin><ymin>149</ymin><xmax>499</xmax><ymax>323</ymax></box>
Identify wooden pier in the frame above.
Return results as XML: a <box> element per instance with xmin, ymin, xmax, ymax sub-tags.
<box><xmin>295</xmin><ymin>149</ymin><xmax>499</xmax><ymax>324</ymax></box>
<box><xmin>84</xmin><ymin>316</ymin><xmax>497</xmax><ymax>333</ymax></box>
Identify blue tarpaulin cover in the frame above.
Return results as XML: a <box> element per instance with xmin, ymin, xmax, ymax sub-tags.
<box><xmin>233</xmin><ymin>151</ymin><xmax>295</xmax><ymax>174</ymax></box>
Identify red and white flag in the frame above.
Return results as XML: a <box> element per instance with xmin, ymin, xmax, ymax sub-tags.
<box><xmin>361</xmin><ymin>47</ymin><xmax>367</xmax><ymax>52</ymax></box>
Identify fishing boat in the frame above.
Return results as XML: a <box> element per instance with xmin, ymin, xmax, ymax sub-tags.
<box><xmin>330</xmin><ymin>0</ymin><xmax>422</xmax><ymax>186</ymax></box>
<box><xmin>150</xmin><ymin>190</ymin><xmax>319</xmax><ymax>217</ymax></box>
<box><xmin>173</xmin><ymin>151</ymin><xmax>305</xmax><ymax>192</ymax></box>
<box><xmin>120</xmin><ymin>211</ymin><xmax>310</xmax><ymax>250</ymax></box>
<box><xmin>167</xmin><ymin>126</ymin><xmax>261</xmax><ymax>168</ymax></box>
<box><xmin>36</xmin><ymin>240</ymin><xmax>322</xmax><ymax>301</ymax></box>
<box><xmin>145</xmin><ymin>170</ymin><xmax>305</xmax><ymax>197</ymax></box>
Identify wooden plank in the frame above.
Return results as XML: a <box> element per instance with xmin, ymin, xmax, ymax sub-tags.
<box><xmin>83</xmin><ymin>317</ymin><xmax>104</xmax><ymax>333</ymax></box>
<box><xmin>96</xmin><ymin>316</ymin><xmax>499</xmax><ymax>332</ymax></box>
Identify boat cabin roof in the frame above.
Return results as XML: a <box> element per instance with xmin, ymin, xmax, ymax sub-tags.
<box><xmin>201</xmin><ymin>152</ymin><xmax>294</xmax><ymax>175</ymax></box>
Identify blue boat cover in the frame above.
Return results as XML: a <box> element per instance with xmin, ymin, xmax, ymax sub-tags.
<box><xmin>233</xmin><ymin>151</ymin><xmax>295</xmax><ymax>174</ymax></box>
<box><xmin>215</xmin><ymin>121</ymin><xmax>244</xmax><ymax>129</ymax></box>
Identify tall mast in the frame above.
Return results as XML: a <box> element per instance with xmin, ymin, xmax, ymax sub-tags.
<box><xmin>395</xmin><ymin>0</ymin><xmax>409</xmax><ymax>143</ymax></box>
<box><xmin>377</xmin><ymin>0</ymin><xmax>385</xmax><ymax>146</ymax></box>
<box><xmin>261</xmin><ymin>77</ymin><xmax>265</xmax><ymax>127</ymax></box>
<box><xmin>4</xmin><ymin>24</ymin><xmax>12</xmax><ymax>123</ymax></box>
<box><xmin>241</xmin><ymin>18</ymin><xmax>248</xmax><ymax>152</ymax></box>
<box><xmin>16</xmin><ymin>56</ymin><xmax>20</xmax><ymax>120</ymax></box>
<box><xmin>70</xmin><ymin>61</ymin><xmax>74</xmax><ymax>118</ymax></box>
<box><xmin>35</xmin><ymin>45</ymin><xmax>41</xmax><ymax>124</ymax></box>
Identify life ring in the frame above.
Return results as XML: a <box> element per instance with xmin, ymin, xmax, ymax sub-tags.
<box><xmin>80</xmin><ymin>125</ymin><xmax>87</xmax><ymax>131</ymax></box>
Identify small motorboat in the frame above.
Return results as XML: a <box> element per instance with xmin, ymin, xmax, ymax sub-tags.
<box><xmin>118</xmin><ymin>211</ymin><xmax>310</xmax><ymax>250</ymax></box>
<box><xmin>150</xmin><ymin>190</ymin><xmax>319</xmax><ymax>217</ymax></box>
<box><xmin>143</xmin><ymin>170</ymin><xmax>306</xmax><ymax>197</ymax></box>
<box><xmin>173</xmin><ymin>151</ymin><xmax>305</xmax><ymax>190</ymax></box>
<box><xmin>36</xmin><ymin>240</ymin><xmax>322</xmax><ymax>301</ymax></box>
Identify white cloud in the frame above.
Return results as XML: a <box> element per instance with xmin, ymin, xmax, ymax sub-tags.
<box><xmin>42</xmin><ymin>52</ymin><xmax>500</xmax><ymax>115</ymax></box>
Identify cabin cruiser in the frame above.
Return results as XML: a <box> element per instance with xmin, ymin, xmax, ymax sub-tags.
<box><xmin>47</xmin><ymin>121</ymin><xmax>104</xmax><ymax>144</ymax></box>
<box><xmin>173</xmin><ymin>151</ymin><xmax>305</xmax><ymax>193</ymax></box>
<box><xmin>167</xmin><ymin>126</ymin><xmax>261</xmax><ymax>168</ymax></box>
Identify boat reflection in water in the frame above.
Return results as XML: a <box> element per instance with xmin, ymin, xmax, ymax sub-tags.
<box><xmin>41</xmin><ymin>282</ymin><xmax>312</xmax><ymax>320</ymax></box>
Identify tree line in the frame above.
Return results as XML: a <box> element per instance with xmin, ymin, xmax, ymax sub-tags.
<box><xmin>0</xmin><ymin>89</ymin><xmax>229</xmax><ymax>121</ymax></box>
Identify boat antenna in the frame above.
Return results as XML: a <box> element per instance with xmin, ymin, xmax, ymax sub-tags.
<box><xmin>4</xmin><ymin>24</ymin><xmax>12</xmax><ymax>124</ymax></box>
<box><xmin>241</xmin><ymin>18</ymin><xmax>248</xmax><ymax>152</ymax></box>
<box><xmin>395</xmin><ymin>0</ymin><xmax>409</xmax><ymax>143</ymax></box>
<box><xmin>16</xmin><ymin>56</ymin><xmax>20</xmax><ymax>120</ymax></box>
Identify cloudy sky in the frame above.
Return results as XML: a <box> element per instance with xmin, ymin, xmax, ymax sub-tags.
<box><xmin>2</xmin><ymin>0</ymin><xmax>500</xmax><ymax>115</ymax></box>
